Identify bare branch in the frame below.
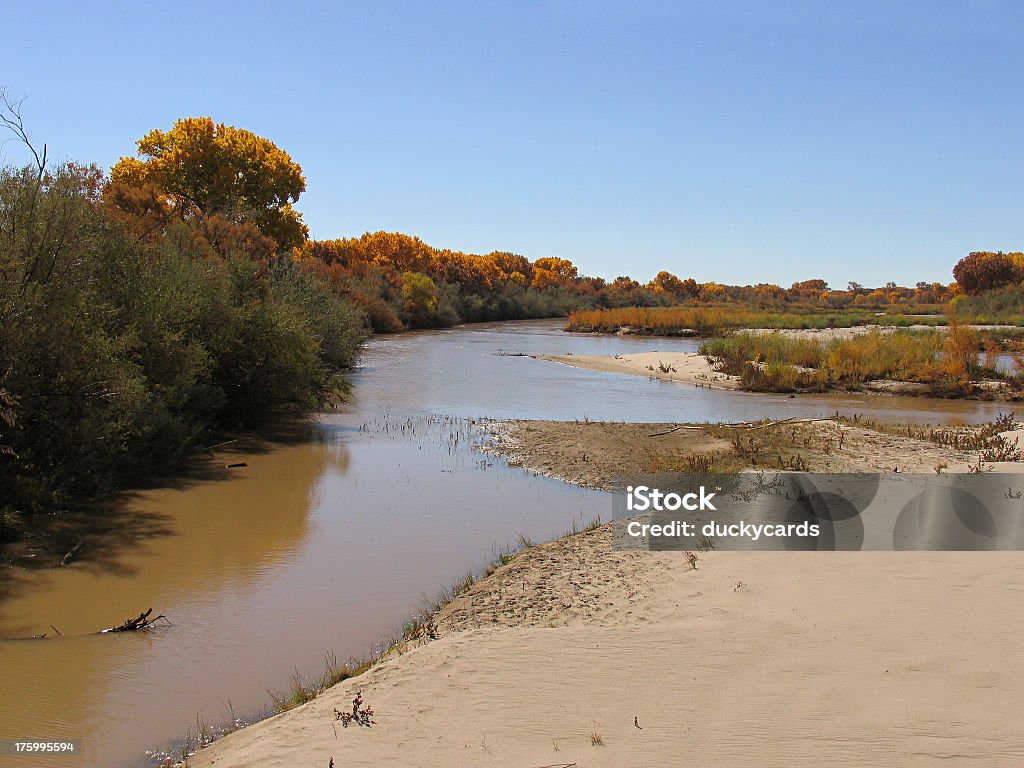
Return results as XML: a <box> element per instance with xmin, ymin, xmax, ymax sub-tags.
<box><xmin>0</xmin><ymin>87</ymin><xmax>47</xmax><ymax>174</ymax></box>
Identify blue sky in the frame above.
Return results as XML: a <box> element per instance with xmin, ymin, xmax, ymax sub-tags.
<box><xmin>3</xmin><ymin>1</ymin><xmax>1022</xmax><ymax>287</ymax></box>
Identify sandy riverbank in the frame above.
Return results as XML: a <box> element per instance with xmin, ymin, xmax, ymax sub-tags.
<box><xmin>190</xmin><ymin>528</ymin><xmax>1024</xmax><ymax>767</ymax></box>
<box><xmin>533</xmin><ymin>351</ymin><xmax>738</xmax><ymax>388</ymax></box>
<box><xmin>188</xmin><ymin>418</ymin><xmax>1024</xmax><ymax>768</ymax></box>
<box><xmin>482</xmin><ymin>418</ymin><xmax>1024</xmax><ymax>486</ymax></box>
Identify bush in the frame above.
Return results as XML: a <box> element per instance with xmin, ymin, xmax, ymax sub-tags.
<box><xmin>700</xmin><ymin>328</ymin><xmax>983</xmax><ymax>393</ymax></box>
<box><xmin>0</xmin><ymin>161</ymin><xmax>368</xmax><ymax>528</ymax></box>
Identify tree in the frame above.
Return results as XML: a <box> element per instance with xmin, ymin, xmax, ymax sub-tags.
<box><xmin>679</xmin><ymin>277</ymin><xmax>700</xmax><ymax>298</ymax></box>
<box><xmin>532</xmin><ymin>257</ymin><xmax>578</xmax><ymax>281</ymax></box>
<box><xmin>650</xmin><ymin>270</ymin><xmax>685</xmax><ymax>296</ymax></box>
<box><xmin>952</xmin><ymin>251</ymin><xmax>1024</xmax><ymax>295</ymax></box>
<box><xmin>791</xmin><ymin>279</ymin><xmax>829</xmax><ymax>292</ymax></box>
<box><xmin>110</xmin><ymin>117</ymin><xmax>308</xmax><ymax>250</ymax></box>
<box><xmin>401</xmin><ymin>272</ymin><xmax>439</xmax><ymax>327</ymax></box>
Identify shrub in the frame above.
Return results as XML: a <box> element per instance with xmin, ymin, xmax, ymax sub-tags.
<box><xmin>0</xmin><ymin>161</ymin><xmax>368</xmax><ymax>531</ymax></box>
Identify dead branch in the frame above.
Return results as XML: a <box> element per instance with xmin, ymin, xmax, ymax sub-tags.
<box><xmin>102</xmin><ymin>608</ymin><xmax>171</xmax><ymax>633</ymax></box>
<box><xmin>201</xmin><ymin>438</ymin><xmax>237</xmax><ymax>457</ymax></box>
<box><xmin>0</xmin><ymin>88</ymin><xmax>46</xmax><ymax>174</ymax></box>
<box><xmin>60</xmin><ymin>540</ymin><xmax>83</xmax><ymax>566</ymax></box>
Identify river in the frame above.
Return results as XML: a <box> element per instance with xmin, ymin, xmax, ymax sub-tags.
<box><xmin>0</xmin><ymin>319</ymin><xmax>1009</xmax><ymax>767</ymax></box>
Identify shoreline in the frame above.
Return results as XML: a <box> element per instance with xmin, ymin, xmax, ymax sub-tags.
<box><xmin>185</xmin><ymin>416</ymin><xmax>1024</xmax><ymax>767</ymax></box>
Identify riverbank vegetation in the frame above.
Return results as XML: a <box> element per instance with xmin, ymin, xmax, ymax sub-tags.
<box><xmin>566</xmin><ymin>253</ymin><xmax>1024</xmax><ymax>337</ymax></box>
<box><xmin>0</xmin><ymin>107</ymin><xmax>367</xmax><ymax>547</ymax></box>
<box><xmin>301</xmin><ymin>234</ymin><xmax>598</xmax><ymax>331</ymax></box>
<box><xmin>698</xmin><ymin>320</ymin><xmax>1020</xmax><ymax>397</ymax></box>
<box><xmin>565</xmin><ymin>305</ymin><xmax>946</xmax><ymax>336</ymax></box>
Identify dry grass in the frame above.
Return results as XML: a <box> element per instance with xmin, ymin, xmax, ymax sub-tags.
<box><xmin>839</xmin><ymin>412</ymin><xmax>1023</xmax><ymax>462</ymax></box>
<box><xmin>698</xmin><ymin>324</ymin><xmax>1004</xmax><ymax>394</ymax></box>
<box><xmin>565</xmin><ymin>306</ymin><xmax>941</xmax><ymax>336</ymax></box>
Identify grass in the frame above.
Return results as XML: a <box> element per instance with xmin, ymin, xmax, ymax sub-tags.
<box><xmin>698</xmin><ymin>325</ymin><xmax>1014</xmax><ymax>395</ymax></box>
<box><xmin>954</xmin><ymin>287</ymin><xmax>1024</xmax><ymax>326</ymax></box>
<box><xmin>267</xmin><ymin>652</ymin><xmax>376</xmax><ymax>713</ymax></box>
<box><xmin>838</xmin><ymin>411</ymin><xmax>1023</xmax><ymax>462</ymax></box>
<box><xmin>639</xmin><ymin>421</ymin><xmax>837</xmax><ymax>473</ymax></box>
<box><xmin>565</xmin><ymin>305</ymin><xmax>947</xmax><ymax>336</ymax></box>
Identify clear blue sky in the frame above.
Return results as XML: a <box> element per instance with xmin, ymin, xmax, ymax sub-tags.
<box><xmin>3</xmin><ymin>1</ymin><xmax>1022</xmax><ymax>287</ymax></box>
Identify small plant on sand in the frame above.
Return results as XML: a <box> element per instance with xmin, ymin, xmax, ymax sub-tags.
<box><xmin>657</xmin><ymin>360</ymin><xmax>677</xmax><ymax>373</ymax></box>
<box><xmin>968</xmin><ymin>456</ymin><xmax>990</xmax><ymax>474</ymax></box>
<box><xmin>590</xmin><ymin>730</ymin><xmax>605</xmax><ymax>746</ymax></box>
<box><xmin>268</xmin><ymin>669</ymin><xmax>319</xmax><ymax>711</ymax></box>
<box><xmin>334</xmin><ymin>691</ymin><xmax>375</xmax><ymax>728</ymax></box>
<box><xmin>683</xmin><ymin>452</ymin><xmax>715</xmax><ymax>473</ymax></box>
<box><xmin>684</xmin><ymin>551</ymin><xmax>698</xmax><ymax>569</ymax></box>
<box><xmin>402</xmin><ymin>612</ymin><xmax>438</xmax><ymax>642</ymax></box>
<box><xmin>784</xmin><ymin>453</ymin><xmax>809</xmax><ymax>471</ymax></box>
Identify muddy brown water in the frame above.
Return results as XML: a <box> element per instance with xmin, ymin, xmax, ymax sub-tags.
<box><xmin>0</xmin><ymin>319</ymin><xmax>1009</xmax><ymax>767</ymax></box>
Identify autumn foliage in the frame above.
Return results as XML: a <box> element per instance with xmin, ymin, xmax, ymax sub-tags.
<box><xmin>299</xmin><ymin>233</ymin><xmax>598</xmax><ymax>330</ymax></box>
<box><xmin>110</xmin><ymin>117</ymin><xmax>308</xmax><ymax>250</ymax></box>
<box><xmin>952</xmin><ymin>251</ymin><xmax>1024</xmax><ymax>295</ymax></box>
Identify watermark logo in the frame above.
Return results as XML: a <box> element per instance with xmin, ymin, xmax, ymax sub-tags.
<box><xmin>625</xmin><ymin>485</ymin><xmax>718</xmax><ymax>512</ymax></box>
<box><xmin>610</xmin><ymin>472</ymin><xmax>1024</xmax><ymax>552</ymax></box>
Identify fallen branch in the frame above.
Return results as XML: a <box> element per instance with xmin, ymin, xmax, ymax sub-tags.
<box><xmin>60</xmin><ymin>540</ymin><xmax>83</xmax><ymax>566</ymax></box>
<box><xmin>201</xmin><ymin>438</ymin><xmax>237</xmax><ymax>457</ymax></box>
<box><xmin>647</xmin><ymin>425</ymin><xmax>684</xmax><ymax>437</ymax></box>
<box><xmin>102</xmin><ymin>608</ymin><xmax>171</xmax><ymax>633</ymax></box>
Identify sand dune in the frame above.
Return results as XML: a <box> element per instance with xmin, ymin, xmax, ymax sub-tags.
<box><xmin>192</xmin><ymin>525</ymin><xmax>1024</xmax><ymax>767</ymax></box>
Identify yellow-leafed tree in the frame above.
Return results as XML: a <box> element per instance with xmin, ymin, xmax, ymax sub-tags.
<box><xmin>110</xmin><ymin>117</ymin><xmax>308</xmax><ymax>250</ymax></box>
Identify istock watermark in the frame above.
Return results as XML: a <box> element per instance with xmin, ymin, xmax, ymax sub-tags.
<box><xmin>610</xmin><ymin>472</ymin><xmax>1024</xmax><ymax>552</ymax></box>
<box><xmin>625</xmin><ymin>485</ymin><xmax>718</xmax><ymax>512</ymax></box>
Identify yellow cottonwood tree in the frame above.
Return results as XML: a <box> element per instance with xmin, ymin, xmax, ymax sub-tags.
<box><xmin>111</xmin><ymin>117</ymin><xmax>308</xmax><ymax>250</ymax></box>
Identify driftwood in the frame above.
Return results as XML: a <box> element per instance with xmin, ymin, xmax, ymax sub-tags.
<box><xmin>102</xmin><ymin>608</ymin><xmax>171</xmax><ymax>633</ymax></box>
<box><xmin>60</xmin><ymin>540</ymin><xmax>83</xmax><ymax>566</ymax></box>
<box><xmin>202</xmin><ymin>438</ymin><xmax>237</xmax><ymax>457</ymax></box>
<box><xmin>4</xmin><ymin>614</ymin><xmax>168</xmax><ymax>641</ymax></box>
